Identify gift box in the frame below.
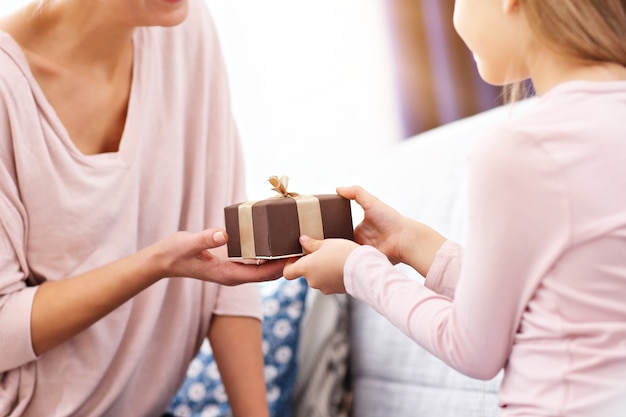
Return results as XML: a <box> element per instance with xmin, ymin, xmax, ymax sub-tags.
<box><xmin>224</xmin><ymin>176</ymin><xmax>355</xmax><ymax>259</ymax></box>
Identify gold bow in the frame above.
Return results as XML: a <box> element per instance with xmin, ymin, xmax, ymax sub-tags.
<box><xmin>268</xmin><ymin>175</ymin><xmax>295</xmax><ymax>197</ymax></box>
<box><xmin>237</xmin><ymin>175</ymin><xmax>323</xmax><ymax>258</ymax></box>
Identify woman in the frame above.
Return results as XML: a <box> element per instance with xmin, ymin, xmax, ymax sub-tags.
<box><xmin>0</xmin><ymin>0</ymin><xmax>286</xmax><ymax>415</ymax></box>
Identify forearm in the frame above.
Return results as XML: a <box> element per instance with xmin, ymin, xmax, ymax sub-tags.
<box><xmin>209</xmin><ymin>315</ymin><xmax>269</xmax><ymax>417</ymax></box>
<box><xmin>31</xmin><ymin>245</ymin><xmax>162</xmax><ymax>355</ymax></box>
<box><xmin>400</xmin><ymin>219</ymin><xmax>447</xmax><ymax>277</ymax></box>
<box><xmin>29</xmin><ymin>227</ymin><xmax>285</xmax><ymax>356</ymax></box>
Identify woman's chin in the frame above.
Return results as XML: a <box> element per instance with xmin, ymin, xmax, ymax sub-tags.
<box><xmin>151</xmin><ymin>0</ymin><xmax>189</xmax><ymax>27</ymax></box>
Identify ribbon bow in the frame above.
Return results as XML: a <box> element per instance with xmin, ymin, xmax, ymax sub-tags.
<box><xmin>234</xmin><ymin>175</ymin><xmax>323</xmax><ymax>258</ymax></box>
<box><xmin>268</xmin><ymin>175</ymin><xmax>297</xmax><ymax>197</ymax></box>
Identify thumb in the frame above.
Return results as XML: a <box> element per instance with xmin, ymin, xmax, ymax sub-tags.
<box><xmin>200</xmin><ymin>229</ymin><xmax>228</xmax><ymax>249</ymax></box>
<box><xmin>299</xmin><ymin>235</ymin><xmax>323</xmax><ymax>254</ymax></box>
<box><xmin>336</xmin><ymin>185</ymin><xmax>358</xmax><ymax>200</ymax></box>
<box><xmin>337</xmin><ymin>185</ymin><xmax>376</xmax><ymax>210</ymax></box>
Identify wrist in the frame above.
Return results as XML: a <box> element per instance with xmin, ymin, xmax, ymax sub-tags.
<box><xmin>397</xmin><ymin>218</ymin><xmax>420</xmax><ymax>264</ymax></box>
<box><xmin>132</xmin><ymin>244</ymin><xmax>167</xmax><ymax>285</ymax></box>
<box><xmin>401</xmin><ymin>221</ymin><xmax>446</xmax><ymax>276</ymax></box>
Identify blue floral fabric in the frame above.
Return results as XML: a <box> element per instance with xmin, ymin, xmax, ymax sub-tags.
<box><xmin>167</xmin><ymin>277</ymin><xmax>308</xmax><ymax>417</ymax></box>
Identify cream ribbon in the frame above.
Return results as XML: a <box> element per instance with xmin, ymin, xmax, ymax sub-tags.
<box><xmin>237</xmin><ymin>176</ymin><xmax>324</xmax><ymax>258</ymax></box>
<box><xmin>238</xmin><ymin>201</ymin><xmax>258</xmax><ymax>258</ymax></box>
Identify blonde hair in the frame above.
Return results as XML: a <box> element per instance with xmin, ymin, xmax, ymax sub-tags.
<box><xmin>507</xmin><ymin>0</ymin><xmax>626</xmax><ymax>101</ymax></box>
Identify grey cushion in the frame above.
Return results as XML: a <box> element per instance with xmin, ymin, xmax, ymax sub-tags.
<box><xmin>350</xmin><ymin>299</ymin><xmax>501</xmax><ymax>417</ymax></box>
<box><xmin>294</xmin><ymin>291</ymin><xmax>351</xmax><ymax>417</ymax></box>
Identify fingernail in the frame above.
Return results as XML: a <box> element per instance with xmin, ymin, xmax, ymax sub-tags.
<box><xmin>300</xmin><ymin>235</ymin><xmax>309</xmax><ymax>244</ymax></box>
<box><xmin>213</xmin><ymin>231</ymin><xmax>227</xmax><ymax>245</ymax></box>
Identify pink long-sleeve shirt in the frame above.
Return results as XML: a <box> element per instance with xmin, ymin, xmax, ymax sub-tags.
<box><xmin>0</xmin><ymin>1</ymin><xmax>262</xmax><ymax>416</ymax></box>
<box><xmin>345</xmin><ymin>81</ymin><xmax>626</xmax><ymax>416</ymax></box>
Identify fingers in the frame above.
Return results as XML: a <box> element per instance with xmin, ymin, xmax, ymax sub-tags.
<box><xmin>299</xmin><ymin>235</ymin><xmax>323</xmax><ymax>254</ymax></box>
<box><xmin>337</xmin><ymin>185</ymin><xmax>378</xmax><ymax>210</ymax></box>
<box><xmin>284</xmin><ymin>238</ymin><xmax>356</xmax><ymax>294</ymax></box>
<box><xmin>253</xmin><ymin>258</ymin><xmax>288</xmax><ymax>280</ymax></box>
<box><xmin>199</xmin><ymin>229</ymin><xmax>228</xmax><ymax>250</ymax></box>
<box><xmin>282</xmin><ymin>257</ymin><xmax>300</xmax><ymax>280</ymax></box>
<box><xmin>217</xmin><ymin>233</ymin><xmax>320</xmax><ymax>285</ymax></box>
<box><xmin>282</xmin><ymin>235</ymin><xmax>322</xmax><ymax>279</ymax></box>
<box><xmin>222</xmin><ymin>257</ymin><xmax>288</xmax><ymax>285</ymax></box>
<box><xmin>336</xmin><ymin>185</ymin><xmax>359</xmax><ymax>200</ymax></box>
<box><xmin>283</xmin><ymin>256</ymin><xmax>304</xmax><ymax>280</ymax></box>
<box><xmin>212</xmin><ymin>230</ymin><xmax>227</xmax><ymax>246</ymax></box>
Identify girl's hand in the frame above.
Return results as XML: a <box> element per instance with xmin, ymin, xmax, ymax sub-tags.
<box><xmin>283</xmin><ymin>236</ymin><xmax>359</xmax><ymax>294</ymax></box>
<box><xmin>338</xmin><ymin>185</ymin><xmax>413</xmax><ymax>265</ymax></box>
<box><xmin>150</xmin><ymin>229</ymin><xmax>287</xmax><ymax>286</ymax></box>
<box><xmin>339</xmin><ymin>185</ymin><xmax>447</xmax><ymax>276</ymax></box>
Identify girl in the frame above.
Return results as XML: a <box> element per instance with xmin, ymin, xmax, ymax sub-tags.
<box><xmin>284</xmin><ymin>0</ymin><xmax>626</xmax><ymax>415</ymax></box>
<box><xmin>0</xmin><ymin>0</ymin><xmax>286</xmax><ymax>416</ymax></box>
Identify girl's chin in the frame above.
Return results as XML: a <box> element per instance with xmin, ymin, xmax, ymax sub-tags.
<box><xmin>474</xmin><ymin>63</ymin><xmax>508</xmax><ymax>87</ymax></box>
<box><xmin>475</xmin><ymin>68</ymin><xmax>499</xmax><ymax>87</ymax></box>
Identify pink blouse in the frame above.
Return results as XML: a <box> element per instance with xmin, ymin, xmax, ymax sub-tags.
<box><xmin>0</xmin><ymin>1</ymin><xmax>261</xmax><ymax>416</ymax></box>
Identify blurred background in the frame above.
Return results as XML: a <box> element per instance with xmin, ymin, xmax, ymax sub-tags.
<box><xmin>383</xmin><ymin>0</ymin><xmax>502</xmax><ymax>135</ymax></box>
<box><xmin>204</xmin><ymin>0</ymin><xmax>502</xmax><ymax>197</ymax></box>
<box><xmin>0</xmin><ymin>0</ymin><xmax>502</xmax><ymax>198</ymax></box>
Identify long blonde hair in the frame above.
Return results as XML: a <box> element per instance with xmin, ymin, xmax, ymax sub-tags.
<box><xmin>508</xmin><ymin>0</ymin><xmax>626</xmax><ymax>101</ymax></box>
<box><xmin>524</xmin><ymin>0</ymin><xmax>626</xmax><ymax>66</ymax></box>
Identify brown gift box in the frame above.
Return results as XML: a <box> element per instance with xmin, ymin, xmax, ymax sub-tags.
<box><xmin>224</xmin><ymin>177</ymin><xmax>355</xmax><ymax>259</ymax></box>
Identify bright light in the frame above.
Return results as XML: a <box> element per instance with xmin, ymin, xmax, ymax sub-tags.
<box><xmin>0</xmin><ymin>1</ymin><xmax>29</xmax><ymax>15</ymax></box>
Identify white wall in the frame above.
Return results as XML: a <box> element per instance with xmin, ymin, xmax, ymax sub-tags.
<box><xmin>0</xmin><ymin>3</ymin><xmax>26</xmax><ymax>16</ymax></box>
<box><xmin>0</xmin><ymin>0</ymin><xmax>404</xmax><ymax>199</ymax></box>
<box><xmin>205</xmin><ymin>0</ymin><xmax>403</xmax><ymax>199</ymax></box>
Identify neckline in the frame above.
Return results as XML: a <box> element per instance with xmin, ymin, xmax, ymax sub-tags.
<box><xmin>540</xmin><ymin>79</ymin><xmax>626</xmax><ymax>101</ymax></box>
<box><xmin>0</xmin><ymin>30</ymin><xmax>143</xmax><ymax>168</ymax></box>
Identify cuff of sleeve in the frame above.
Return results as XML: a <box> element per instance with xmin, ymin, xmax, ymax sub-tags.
<box><xmin>213</xmin><ymin>282</ymin><xmax>263</xmax><ymax>321</ymax></box>
<box><xmin>424</xmin><ymin>240</ymin><xmax>462</xmax><ymax>299</ymax></box>
<box><xmin>0</xmin><ymin>286</ymin><xmax>38</xmax><ymax>372</ymax></box>
<box><xmin>344</xmin><ymin>245</ymin><xmax>389</xmax><ymax>299</ymax></box>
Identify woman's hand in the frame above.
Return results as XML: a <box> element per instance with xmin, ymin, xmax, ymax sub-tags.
<box><xmin>30</xmin><ymin>228</ymin><xmax>286</xmax><ymax>356</ymax></box>
<box><xmin>150</xmin><ymin>229</ymin><xmax>288</xmax><ymax>285</ymax></box>
<box><xmin>283</xmin><ymin>236</ymin><xmax>359</xmax><ymax>294</ymax></box>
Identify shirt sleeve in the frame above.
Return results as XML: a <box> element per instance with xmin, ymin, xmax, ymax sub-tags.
<box><xmin>0</xmin><ymin>83</ymin><xmax>39</xmax><ymax>372</ymax></box>
<box><xmin>213</xmin><ymin>282</ymin><xmax>263</xmax><ymax>321</ymax></box>
<box><xmin>344</xmin><ymin>125</ymin><xmax>570</xmax><ymax>380</ymax></box>
<box><xmin>0</xmin><ymin>210</ymin><xmax>38</xmax><ymax>371</ymax></box>
<box><xmin>424</xmin><ymin>239</ymin><xmax>463</xmax><ymax>299</ymax></box>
